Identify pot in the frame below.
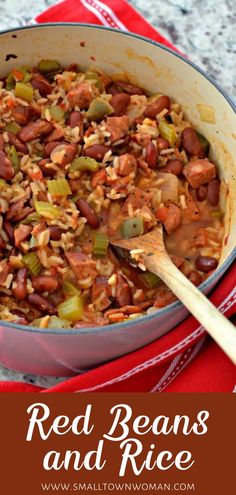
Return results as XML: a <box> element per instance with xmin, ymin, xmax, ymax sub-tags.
<box><xmin>0</xmin><ymin>23</ymin><xmax>235</xmax><ymax>376</ymax></box>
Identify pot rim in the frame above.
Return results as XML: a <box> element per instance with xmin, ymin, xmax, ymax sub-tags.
<box><xmin>0</xmin><ymin>22</ymin><xmax>235</xmax><ymax>336</ymax></box>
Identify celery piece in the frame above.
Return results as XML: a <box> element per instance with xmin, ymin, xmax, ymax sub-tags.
<box><xmin>8</xmin><ymin>145</ymin><xmax>19</xmax><ymax>171</ymax></box>
<box><xmin>196</xmin><ymin>132</ymin><xmax>210</xmax><ymax>156</ymax></box>
<box><xmin>22</xmin><ymin>72</ymin><xmax>32</xmax><ymax>84</ymax></box>
<box><xmin>35</xmin><ymin>201</ymin><xmax>60</xmax><ymax>220</ymax></box>
<box><xmin>49</xmin><ymin>105</ymin><xmax>65</xmax><ymax>122</ymax></box>
<box><xmin>63</xmin><ymin>281</ymin><xmax>81</xmax><ymax>297</ymax></box>
<box><xmin>5</xmin><ymin>122</ymin><xmax>21</xmax><ymax>134</ymax></box>
<box><xmin>15</xmin><ymin>82</ymin><xmax>33</xmax><ymax>102</ymax></box>
<box><xmin>0</xmin><ymin>179</ymin><xmax>7</xmax><ymax>188</ymax></box>
<box><xmin>69</xmin><ymin>156</ymin><xmax>99</xmax><ymax>173</ymax></box>
<box><xmin>23</xmin><ymin>252</ymin><xmax>42</xmax><ymax>276</ymax></box>
<box><xmin>6</xmin><ymin>72</ymin><xmax>15</xmax><ymax>90</ymax></box>
<box><xmin>31</xmin><ymin>318</ymin><xmax>45</xmax><ymax>327</ymax></box>
<box><xmin>38</xmin><ymin>59</ymin><xmax>61</xmax><ymax>74</ymax></box>
<box><xmin>22</xmin><ymin>213</ymin><xmax>40</xmax><ymax>225</ymax></box>
<box><xmin>58</xmin><ymin>295</ymin><xmax>83</xmax><ymax>322</ymax></box>
<box><xmin>159</xmin><ymin>120</ymin><xmax>177</xmax><ymax>147</ymax></box>
<box><xmin>139</xmin><ymin>271</ymin><xmax>160</xmax><ymax>288</ymax></box>
<box><xmin>93</xmin><ymin>232</ymin><xmax>108</xmax><ymax>257</ymax></box>
<box><xmin>47</xmin><ymin>178</ymin><xmax>71</xmax><ymax>196</ymax></box>
<box><xmin>48</xmin><ymin>316</ymin><xmax>71</xmax><ymax>329</ymax></box>
<box><xmin>210</xmin><ymin>211</ymin><xmax>223</xmax><ymax>219</ymax></box>
<box><xmin>121</xmin><ymin>217</ymin><xmax>144</xmax><ymax>239</ymax></box>
<box><xmin>85</xmin><ymin>71</ymin><xmax>103</xmax><ymax>90</ymax></box>
<box><xmin>87</xmin><ymin>97</ymin><xmax>113</xmax><ymax>121</ymax></box>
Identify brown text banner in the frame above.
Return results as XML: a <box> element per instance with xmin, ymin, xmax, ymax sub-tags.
<box><xmin>0</xmin><ymin>393</ymin><xmax>235</xmax><ymax>494</ymax></box>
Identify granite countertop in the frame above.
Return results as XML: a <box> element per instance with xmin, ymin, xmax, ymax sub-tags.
<box><xmin>0</xmin><ymin>0</ymin><xmax>235</xmax><ymax>388</ymax></box>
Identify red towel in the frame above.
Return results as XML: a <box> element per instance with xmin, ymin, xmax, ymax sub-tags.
<box><xmin>0</xmin><ymin>0</ymin><xmax>235</xmax><ymax>392</ymax></box>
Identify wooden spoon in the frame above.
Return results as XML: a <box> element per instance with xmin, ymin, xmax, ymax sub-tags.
<box><xmin>110</xmin><ymin>224</ymin><xmax>236</xmax><ymax>365</ymax></box>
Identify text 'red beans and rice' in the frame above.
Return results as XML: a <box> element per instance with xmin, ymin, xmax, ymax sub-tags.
<box><xmin>0</xmin><ymin>61</ymin><xmax>224</xmax><ymax>327</ymax></box>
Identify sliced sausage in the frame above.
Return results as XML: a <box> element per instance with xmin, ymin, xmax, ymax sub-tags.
<box><xmin>116</xmin><ymin>274</ymin><xmax>132</xmax><ymax>307</ymax></box>
<box><xmin>161</xmin><ymin>203</ymin><xmax>182</xmax><ymax>234</ymax></box>
<box><xmin>118</xmin><ymin>153</ymin><xmax>137</xmax><ymax>176</ymax></box>
<box><xmin>11</xmin><ymin>104</ymin><xmax>31</xmax><ymax>125</ymax></box>
<box><xmin>92</xmin><ymin>276</ymin><xmax>112</xmax><ymax>311</ymax></box>
<box><xmin>66</xmin><ymin>251</ymin><xmax>97</xmax><ymax>279</ymax></box>
<box><xmin>67</xmin><ymin>82</ymin><xmax>93</xmax><ymax>109</ymax></box>
<box><xmin>106</xmin><ymin>115</ymin><xmax>129</xmax><ymax>143</ymax></box>
<box><xmin>14</xmin><ymin>224</ymin><xmax>32</xmax><ymax>247</ymax></box>
<box><xmin>12</xmin><ymin>268</ymin><xmax>28</xmax><ymax>300</ymax></box>
<box><xmin>183</xmin><ymin>159</ymin><xmax>216</xmax><ymax>189</ymax></box>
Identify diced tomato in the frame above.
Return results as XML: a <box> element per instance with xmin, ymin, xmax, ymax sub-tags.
<box><xmin>156</xmin><ymin>206</ymin><xmax>168</xmax><ymax>222</ymax></box>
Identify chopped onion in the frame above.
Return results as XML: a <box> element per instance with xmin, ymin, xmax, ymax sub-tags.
<box><xmin>197</xmin><ymin>104</ymin><xmax>215</xmax><ymax>124</ymax></box>
<box><xmin>156</xmin><ymin>172</ymin><xmax>179</xmax><ymax>203</ymax></box>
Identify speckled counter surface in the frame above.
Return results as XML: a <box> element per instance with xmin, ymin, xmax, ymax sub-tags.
<box><xmin>0</xmin><ymin>0</ymin><xmax>235</xmax><ymax>388</ymax></box>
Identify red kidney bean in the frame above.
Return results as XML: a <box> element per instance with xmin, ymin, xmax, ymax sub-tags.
<box><xmin>45</xmin><ymin>127</ymin><xmax>64</xmax><ymax>143</ymax></box>
<box><xmin>32</xmin><ymin>276</ymin><xmax>59</xmax><ymax>293</ymax></box>
<box><xmin>144</xmin><ymin>95</ymin><xmax>171</xmax><ymax>119</ymax></box>
<box><xmin>0</xmin><ymin>150</ymin><xmax>14</xmax><ymax>180</ymax></box>
<box><xmin>11</xmin><ymin>104</ymin><xmax>31</xmax><ymax>125</ymax></box>
<box><xmin>18</xmin><ymin>120</ymin><xmax>53</xmax><ymax>142</ymax></box>
<box><xmin>27</xmin><ymin>293</ymin><xmax>56</xmax><ymax>315</ymax></box>
<box><xmin>7</xmin><ymin>131</ymin><xmax>28</xmax><ymax>153</ymax></box>
<box><xmin>60</xmin><ymin>143</ymin><xmax>77</xmax><ymax>166</ymax></box>
<box><xmin>207</xmin><ymin>178</ymin><xmax>220</xmax><ymax>206</ymax></box>
<box><xmin>48</xmin><ymin>225</ymin><xmax>63</xmax><ymax>241</ymax></box>
<box><xmin>68</xmin><ymin>111</ymin><xmax>83</xmax><ymax>129</ymax></box>
<box><xmin>110</xmin><ymin>93</ymin><xmax>131</xmax><ymax>116</ymax></box>
<box><xmin>156</xmin><ymin>137</ymin><xmax>169</xmax><ymax>152</ymax></box>
<box><xmin>0</xmin><ymin>134</ymin><xmax>4</xmax><ymax>151</ymax></box>
<box><xmin>116</xmin><ymin>274</ymin><xmax>132</xmax><ymax>307</ymax></box>
<box><xmin>116</xmin><ymin>80</ymin><xmax>145</xmax><ymax>95</ymax></box>
<box><xmin>0</xmin><ymin>234</ymin><xmax>5</xmax><ymax>250</ymax></box>
<box><xmin>195</xmin><ymin>256</ymin><xmax>218</xmax><ymax>272</ymax></box>
<box><xmin>146</xmin><ymin>141</ymin><xmax>157</xmax><ymax>168</ymax></box>
<box><xmin>76</xmin><ymin>198</ymin><xmax>99</xmax><ymax>228</ymax></box>
<box><xmin>84</xmin><ymin>144</ymin><xmax>111</xmax><ymax>161</ymax></box>
<box><xmin>3</xmin><ymin>220</ymin><xmax>14</xmax><ymax>242</ymax></box>
<box><xmin>188</xmin><ymin>270</ymin><xmax>203</xmax><ymax>286</ymax></box>
<box><xmin>43</xmin><ymin>141</ymin><xmax>62</xmax><ymax>157</ymax></box>
<box><xmin>6</xmin><ymin>200</ymin><xmax>34</xmax><ymax>222</ymax></box>
<box><xmin>12</xmin><ymin>268</ymin><xmax>27</xmax><ymax>300</ymax></box>
<box><xmin>160</xmin><ymin>159</ymin><xmax>183</xmax><ymax>176</ymax></box>
<box><xmin>14</xmin><ymin>224</ymin><xmax>32</xmax><ymax>247</ymax></box>
<box><xmin>196</xmin><ymin>185</ymin><xmax>208</xmax><ymax>201</ymax></box>
<box><xmin>38</xmin><ymin>158</ymin><xmax>57</xmax><ymax>177</ymax></box>
<box><xmin>181</xmin><ymin>127</ymin><xmax>204</xmax><ymax>157</ymax></box>
<box><xmin>31</xmin><ymin>72</ymin><xmax>52</xmax><ymax>96</ymax></box>
<box><xmin>6</xmin><ymin>200</ymin><xmax>25</xmax><ymax>220</ymax></box>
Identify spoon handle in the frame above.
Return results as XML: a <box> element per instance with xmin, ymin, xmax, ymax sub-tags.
<box><xmin>144</xmin><ymin>254</ymin><xmax>236</xmax><ymax>365</ymax></box>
